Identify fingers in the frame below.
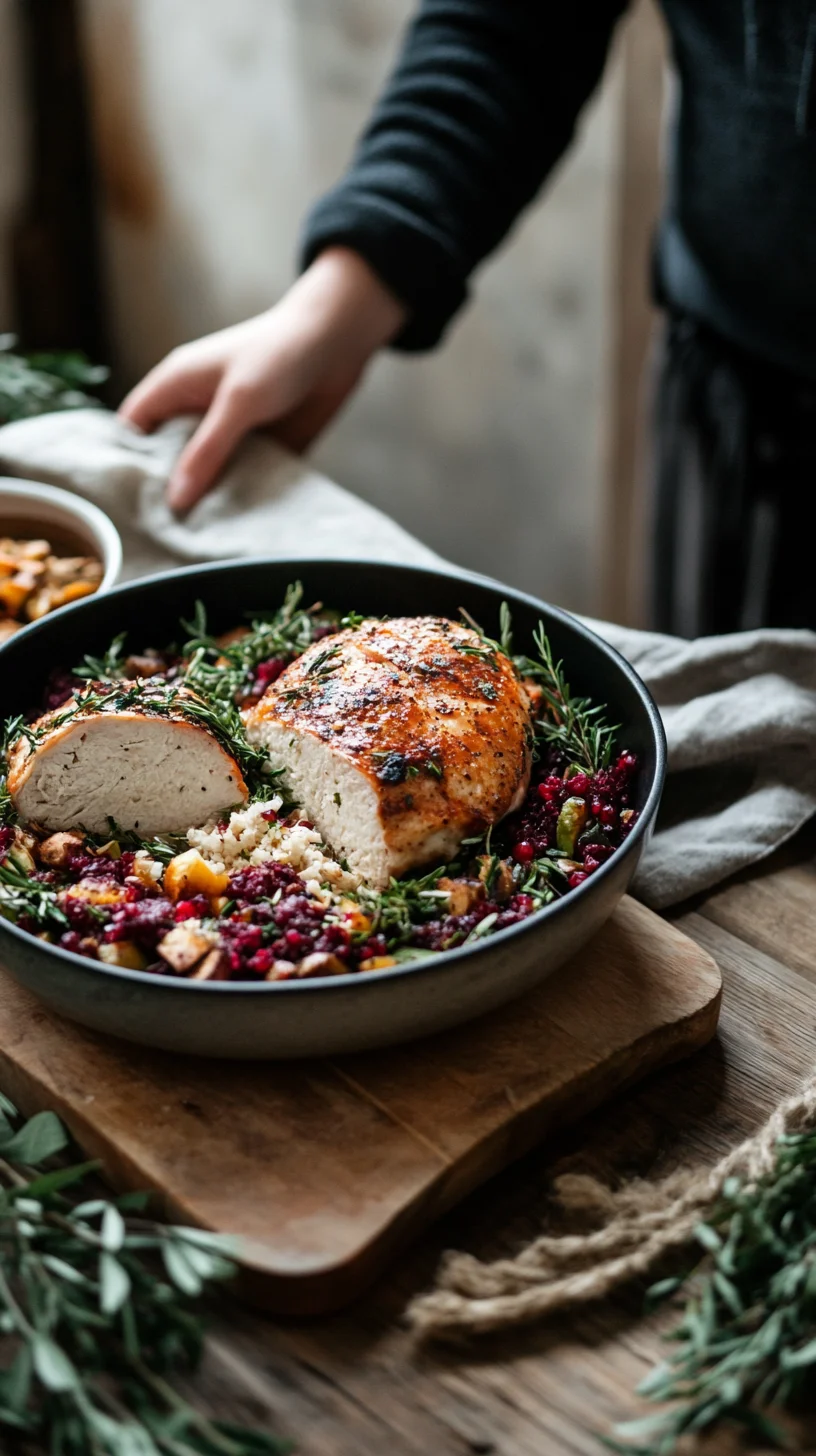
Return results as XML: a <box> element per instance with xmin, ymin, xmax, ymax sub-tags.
<box><xmin>119</xmin><ymin>352</ymin><xmax>221</xmax><ymax>433</ymax></box>
<box><xmin>271</xmin><ymin>370</ymin><xmax>364</xmax><ymax>455</ymax></box>
<box><xmin>166</xmin><ymin>379</ymin><xmax>264</xmax><ymax>512</ymax></box>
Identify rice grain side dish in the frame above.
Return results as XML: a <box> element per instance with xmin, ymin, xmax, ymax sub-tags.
<box><xmin>0</xmin><ymin>586</ymin><xmax>640</xmax><ymax>982</ymax></box>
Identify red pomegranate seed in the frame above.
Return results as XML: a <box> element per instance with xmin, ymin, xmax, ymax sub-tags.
<box><xmin>261</xmin><ymin>807</ymin><xmax>278</xmax><ymax>822</ymax></box>
<box><xmin>565</xmin><ymin>771</ymin><xmax>590</xmax><ymax>796</ymax></box>
<box><xmin>599</xmin><ymin>803</ymin><xmax>617</xmax><ymax>828</ymax></box>
<box><xmin>174</xmin><ymin>900</ymin><xmax>198</xmax><ymax>922</ymax></box>
<box><xmin>568</xmin><ymin>871</ymin><xmax>588</xmax><ymax>888</ymax></box>
<box><xmin>513</xmin><ymin>841</ymin><xmax>535</xmax><ymax>865</ymax></box>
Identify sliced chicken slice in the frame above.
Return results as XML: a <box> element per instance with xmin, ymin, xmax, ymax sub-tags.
<box><xmin>245</xmin><ymin>616</ymin><xmax>533</xmax><ymax>887</ymax></box>
<box><xmin>7</xmin><ymin>687</ymin><xmax>247</xmax><ymax>837</ymax></box>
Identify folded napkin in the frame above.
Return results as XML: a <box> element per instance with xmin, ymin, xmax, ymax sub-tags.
<box><xmin>2</xmin><ymin>408</ymin><xmax>815</xmax><ymax>910</ymax></box>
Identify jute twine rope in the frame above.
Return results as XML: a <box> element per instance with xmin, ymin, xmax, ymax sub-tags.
<box><xmin>408</xmin><ymin>1073</ymin><xmax>816</xmax><ymax>1341</ymax></box>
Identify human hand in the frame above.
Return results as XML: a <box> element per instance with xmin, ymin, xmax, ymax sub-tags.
<box><xmin>119</xmin><ymin>247</ymin><xmax>407</xmax><ymax>512</ymax></box>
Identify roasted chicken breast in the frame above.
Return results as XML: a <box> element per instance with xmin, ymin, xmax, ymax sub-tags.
<box><xmin>245</xmin><ymin>616</ymin><xmax>533</xmax><ymax>887</ymax></box>
<box><xmin>8</xmin><ymin>688</ymin><xmax>248</xmax><ymax>836</ymax></box>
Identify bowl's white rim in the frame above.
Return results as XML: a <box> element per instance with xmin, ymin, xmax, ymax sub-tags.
<box><xmin>0</xmin><ymin>476</ymin><xmax>123</xmax><ymax>594</ymax></box>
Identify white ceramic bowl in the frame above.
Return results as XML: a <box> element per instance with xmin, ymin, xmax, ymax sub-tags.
<box><xmin>0</xmin><ymin>477</ymin><xmax>122</xmax><ymax>608</ymax></box>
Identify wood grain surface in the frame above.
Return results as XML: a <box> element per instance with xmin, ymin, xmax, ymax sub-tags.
<box><xmin>0</xmin><ymin>895</ymin><xmax>720</xmax><ymax>1317</ymax></box>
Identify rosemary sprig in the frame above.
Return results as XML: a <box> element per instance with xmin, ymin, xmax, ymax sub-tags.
<box><xmin>355</xmin><ymin>868</ymin><xmax>450</xmax><ymax>947</ymax></box>
<box><xmin>74</xmin><ymin>632</ymin><xmax>128</xmax><ymax>682</ymax></box>
<box><xmin>517</xmin><ymin>623</ymin><xmax>618</xmax><ymax>774</ymax></box>
<box><xmin>181</xmin><ymin>584</ymin><xmax>326</xmax><ymax>705</ymax></box>
<box><xmin>0</xmin><ymin>861</ymin><xmax>68</xmax><ymax>934</ymax></box>
<box><xmin>0</xmin><ymin>1092</ymin><xmax>289</xmax><ymax>1455</ymax></box>
<box><xmin>609</xmin><ymin>1129</ymin><xmax>816</xmax><ymax>1455</ymax></box>
<box><xmin>458</xmin><ymin>605</ymin><xmax>617</xmax><ymax>774</ymax></box>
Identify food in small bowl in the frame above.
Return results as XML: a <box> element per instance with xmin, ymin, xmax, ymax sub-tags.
<box><xmin>0</xmin><ymin>478</ymin><xmax>122</xmax><ymax>640</ymax></box>
<box><xmin>0</xmin><ymin>560</ymin><xmax>665</xmax><ymax>1058</ymax></box>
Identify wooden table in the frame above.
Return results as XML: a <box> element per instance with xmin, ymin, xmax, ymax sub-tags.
<box><xmin>176</xmin><ymin>830</ymin><xmax>816</xmax><ymax>1455</ymax></box>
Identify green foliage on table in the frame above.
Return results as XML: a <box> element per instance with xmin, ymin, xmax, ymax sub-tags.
<box><xmin>0</xmin><ymin>1090</ymin><xmax>290</xmax><ymax>1455</ymax></box>
<box><xmin>609</xmin><ymin>1128</ymin><xmax>816</xmax><ymax>1454</ymax></box>
<box><xmin>0</xmin><ymin>334</ymin><xmax>108</xmax><ymax>425</ymax></box>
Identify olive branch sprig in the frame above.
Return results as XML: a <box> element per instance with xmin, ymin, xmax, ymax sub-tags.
<box><xmin>0</xmin><ymin>1092</ymin><xmax>289</xmax><ymax>1455</ymax></box>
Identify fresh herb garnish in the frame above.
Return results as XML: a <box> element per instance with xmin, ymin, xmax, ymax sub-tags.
<box><xmin>0</xmin><ymin>860</ymin><xmax>68</xmax><ymax>934</ymax></box>
<box><xmin>74</xmin><ymin>632</ymin><xmax>128</xmax><ymax>682</ymax></box>
<box><xmin>356</xmin><ymin>868</ymin><xmax>449</xmax><ymax>947</ymax></box>
<box><xmin>181</xmin><ymin>582</ymin><xmax>326</xmax><ymax>705</ymax></box>
<box><xmin>610</xmin><ymin>1129</ymin><xmax>816</xmax><ymax>1455</ymax></box>
<box><xmin>0</xmin><ymin>1092</ymin><xmax>288</xmax><ymax>1455</ymax></box>
<box><xmin>0</xmin><ymin>334</ymin><xmax>108</xmax><ymax>423</ymax></box>
<box><xmin>516</xmin><ymin>623</ymin><xmax>618</xmax><ymax>774</ymax></box>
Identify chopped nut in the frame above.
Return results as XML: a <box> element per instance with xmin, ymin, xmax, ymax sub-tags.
<box><xmin>39</xmin><ymin>831</ymin><xmax>86</xmax><ymax>868</ymax></box>
<box><xmin>19</xmin><ymin>539</ymin><xmax>51</xmax><ymax>560</ymax></box>
<box><xmin>621</xmin><ymin>808</ymin><xmax>634</xmax><ymax>825</ymax></box>
<box><xmin>157</xmin><ymin>924</ymin><xmax>216</xmax><ymax>974</ymax></box>
<box><xmin>45</xmin><ymin>555</ymin><xmax>102</xmax><ymax>585</ymax></box>
<box><xmin>294</xmin><ymin>952</ymin><xmax>348</xmax><ymax>979</ymax></box>
<box><xmin>190</xmin><ymin>948</ymin><xmax>230</xmax><ymax>981</ymax></box>
<box><xmin>265</xmin><ymin>959</ymin><xmax>298</xmax><ymax>981</ymax></box>
<box><xmin>98</xmin><ymin>941</ymin><xmax>148</xmax><ymax>970</ymax></box>
<box><xmin>25</xmin><ymin>587</ymin><xmax>56</xmax><ymax>621</ymax></box>
<box><xmin>438</xmin><ymin>876</ymin><xmax>486</xmax><ymax>915</ymax></box>
<box><xmin>477</xmin><ymin>856</ymin><xmax>515</xmax><ymax>903</ymax></box>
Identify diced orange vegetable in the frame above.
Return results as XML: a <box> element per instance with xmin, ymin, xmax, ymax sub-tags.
<box><xmin>163</xmin><ymin>849</ymin><xmax>230</xmax><ymax>902</ymax></box>
<box><xmin>98</xmin><ymin>941</ymin><xmax>148</xmax><ymax>970</ymax></box>
<box><xmin>0</xmin><ymin>578</ymin><xmax>31</xmax><ymax>615</ymax></box>
<box><xmin>359</xmin><ymin>956</ymin><xmax>397</xmax><ymax>972</ymax></box>
<box><xmin>338</xmin><ymin>898</ymin><xmax>373</xmax><ymax>936</ymax></box>
<box><xmin>62</xmin><ymin>882</ymin><xmax>127</xmax><ymax>907</ymax></box>
<box><xmin>50</xmin><ymin>580</ymin><xmax>97</xmax><ymax>609</ymax></box>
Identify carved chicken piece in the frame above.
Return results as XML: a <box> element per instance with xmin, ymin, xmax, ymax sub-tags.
<box><xmin>246</xmin><ymin>616</ymin><xmax>533</xmax><ymax>888</ymax></box>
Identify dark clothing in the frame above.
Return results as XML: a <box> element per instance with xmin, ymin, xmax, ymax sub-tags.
<box><xmin>653</xmin><ymin>315</ymin><xmax>816</xmax><ymax>635</ymax></box>
<box><xmin>302</xmin><ymin>1</ymin><xmax>816</xmax><ymax>378</ymax></box>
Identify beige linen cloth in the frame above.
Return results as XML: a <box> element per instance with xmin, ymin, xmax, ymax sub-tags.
<box><xmin>2</xmin><ymin>407</ymin><xmax>815</xmax><ymax>910</ymax></box>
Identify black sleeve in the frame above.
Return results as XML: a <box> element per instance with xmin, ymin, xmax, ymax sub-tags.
<box><xmin>300</xmin><ymin>0</ymin><xmax>628</xmax><ymax>350</ymax></box>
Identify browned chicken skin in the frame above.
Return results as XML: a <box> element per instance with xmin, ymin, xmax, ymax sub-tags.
<box><xmin>245</xmin><ymin>616</ymin><xmax>534</xmax><ymax>886</ymax></box>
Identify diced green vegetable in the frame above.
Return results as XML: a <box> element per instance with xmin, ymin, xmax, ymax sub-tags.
<box><xmin>556</xmin><ymin>796</ymin><xmax>588</xmax><ymax>856</ymax></box>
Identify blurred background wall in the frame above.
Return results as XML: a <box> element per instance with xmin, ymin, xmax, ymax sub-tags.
<box><xmin>0</xmin><ymin>1</ymin><xmax>661</xmax><ymax>618</ymax></box>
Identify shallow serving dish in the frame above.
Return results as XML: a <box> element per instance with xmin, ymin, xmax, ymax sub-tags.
<box><xmin>0</xmin><ymin>558</ymin><xmax>666</xmax><ymax>1059</ymax></box>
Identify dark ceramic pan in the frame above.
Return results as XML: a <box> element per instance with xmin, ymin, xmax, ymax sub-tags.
<box><xmin>0</xmin><ymin>558</ymin><xmax>666</xmax><ymax>1058</ymax></box>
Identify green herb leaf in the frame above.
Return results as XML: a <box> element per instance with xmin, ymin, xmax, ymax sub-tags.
<box><xmin>0</xmin><ymin>1110</ymin><xmax>69</xmax><ymax>1163</ymax></box>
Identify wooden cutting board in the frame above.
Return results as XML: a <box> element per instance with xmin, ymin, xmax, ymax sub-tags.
<box><xmin>0</xmin><ymin>896</ymin><xmax>721</xmax><ymax>1315</ymax></box>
